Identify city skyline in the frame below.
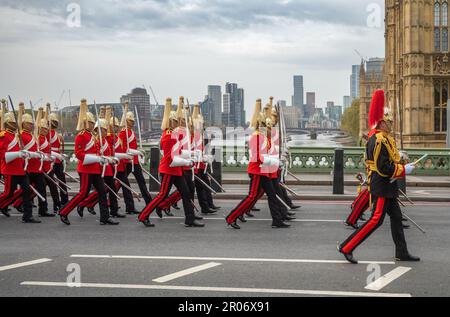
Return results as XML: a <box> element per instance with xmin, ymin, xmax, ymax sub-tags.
<box><xmin>0</xmin><ymin>0</ymin><xmax>385</xmax><ymax>118</ymax></box>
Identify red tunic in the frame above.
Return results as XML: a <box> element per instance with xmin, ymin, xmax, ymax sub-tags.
<box><xmin>193</xmin><ymin>131</ymin><xmax>206</xmax><ymax>174</ymax></box>
<box><xmin>99</xmin><ymin>136</ymin><xmax>113</xmax><ymax>177</ymax></box>
<box><xmin>50</xmin><ymin>129</ymin><xmax>63</xmax><ymax>164</ymax></box>
<box><xmin>107</xmin><ymin>133</ymin><xmax>125</xmax><ymax>173</ymax></box>
<box><xmin>75</xmin><ymin>130</ymin><xmax>101</xmax><ymax>174</ymax></box>
<box><xmin>159</xmin><ymin>129</ymin><xmax>183</xmax><ymax>177</ymax></box>
<box><xmin>39</xmin><ymin>133</ymin><xmax>52</xmax><ymax>173</ymax></box>
<box><xmin>0</xmin><ymin>129</ymin><xmax>25</xmax><ymax>176</ymax></box>
<box><xmin>118</xmin><ymin>128</ymin><xmax>139</xmax><ymax>164</ymax></box>
<box><xmin>247</xmin><ymin>131</ymin><xmax>271</xmax><ymax>177</ymax></box>
<box><xmin>21</xmin><ymin>130</ymin><xmax>41</xmax><ymax>173</ymax></box>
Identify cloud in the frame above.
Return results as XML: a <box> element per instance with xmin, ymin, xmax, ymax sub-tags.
<box><xmin>0</xmin><ymin>0</ymin><xmax>385</xmax><ymax>114</ymax></box>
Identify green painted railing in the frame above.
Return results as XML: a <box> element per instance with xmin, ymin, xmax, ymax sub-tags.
<box><xmin>62</xmin><ymin>144</ymin><xmax>450</xmax><ymax>176</ymax></box>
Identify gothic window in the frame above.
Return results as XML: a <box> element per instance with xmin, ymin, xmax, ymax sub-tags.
<box><xmin>435</xmin><ymin>1</ymin><xmax>450</xmax><ymax>52</ymax></box>
<box><xmin>444</xmin><ymin>28</ymin><xmax>449</xmax><ymax>51</ymax></box>
<box><xmin>434</xmin><ymin>80</ymin><xmax>448</xmax><ymax>132</ymax></box>
<box><xmin>444</xmin><ymin>2</ymin><xmax>449</xmax><ymax>25</ymax></box>
<box><xmin>436</xmin><ymin>2</ymin><xmax>441</xmax><ymax>27</ymax></box>
<box><xmin>436</xmin><ymin>28</ymin><xmax>441</xmax><ymax>51</ymax></box>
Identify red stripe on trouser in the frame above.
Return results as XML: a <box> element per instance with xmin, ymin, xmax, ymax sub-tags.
<box><xmin>59</xmin><ymin>174</ymin><xmax>91</xmax><ymax>217</ymax></box>
<box><xmin>226</xmin><ymin>175</ymin><xmax>261</xmax><ymax>224</ymax></box>
<box><xmin>341</xmin><ymin>197</ymin><xmax>385</xmax><ymax>254</ymax></box>
<box><xmin>80</xmin><ymin>191</ymin><xmax>98</xmax><ymax>208</ymax></box>
<box><xmin>0</xmin><ymin>175</ymin><xmax>14</xmax><ymax>208</ymax></box>
<box><xmin>347</xmin><ymin>189</ymin><xmax>370</xmax><ymax>225</ymax></box>
<box><xmin>159</xmin><ymin>191</ymin><xmax>182</xmax><ymax>210</ymax></box>
<box><xmin>138</xmin><ymin>174</ymin><xmax>172</xmax><ymax>221</ymax></box>
<box><xmin>248</xmin><ymin>188</ymin><xmax>265</xmax><ymax>211</ymax></box>
<box><xmin>1</xmin><ymin>188</ymin><xmax>22</xmax><ymax>209</ymax></box>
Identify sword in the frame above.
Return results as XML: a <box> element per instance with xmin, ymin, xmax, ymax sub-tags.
<box><xmin>399</xmin><ymin>188</ymin><xmax>414</xmax><ymax>205</ymax></box>
<box><xmin>43</xmin><ymin>172</ymin><xmax>68</xmax><ymax>195</ymax></box>
<box><xmin>114</xmin><ymin>177</ymin><xmax>142</xmax><ymax>201</ymax></box>
<box><xmin>94</xmin><ymin>101</ymin><xmax>107</xmax><ymax>178</ymax></box>
<box><xmin>194</xmin><ymin>174</ymin><xmax>217</xmax><ymax>194</ymax></box>
<box><xmin>280</xmin><ymin>182</ymin><xmax>301</xmax><ymax>198</ymax></box>
<box><xmin>276</xmin><ymin>194</ymin><xmax>292</xmax><ymax>210</ymax></box>
<box><xmin>51</xmin><ymin>173</ymin><xmax>72</xmax><ymax>190</ymax></box>
<box><xmin>402</xmin><ymin>210</ymin><xmax>427</xmax><ymax>235</ymax></box>
<box><xmin>104</xmin><ymin>183</ymin><xmax>122</xmax><ymax>201</ymax></box>
<box><xmin>29</xmin><ymin>184</ymin><xmax>46</xmax><ymax>202</ymax></box>
<box><xmin>141</xmin><ymin>167</ymin><xmax>161</xmax><ymax>186</ymax></box>
<box><xmin>287</xmin><ymin>170</ymin><xmax>301</xmax><ymax>182</ymax></box>
<box><xmin>206</xmin><ymin>172</ymin><xmax>226</xmax><ymax>192</ymax></box>
<box><xmin>64</xmin><ymin>172</ymin><xmax>79</xmax><ymax>183</ymax></box>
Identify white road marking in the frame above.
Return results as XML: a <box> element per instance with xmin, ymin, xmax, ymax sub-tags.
<box><xmin>152</xmin><ymin>216</ymin><xmax>343</xmax><ymax>223</ymax></box>
<box><xmin>365</xmin><ymin>267</ymin><xmax>412</xmax><ymax>291</ymax></box>
<box><xmin>71</xmin><ymin>254</ymin><xmax>395</xmax><ymax>265</ymax></box>
<box><xmin>0</xmin><ymin>258</ymin><xmax>52</xmax><ymax>272</ymax></box>
<box><xmin>412</xmin><ymin>190</ymin><xmax>430</xmax><ymax>195</ymax></box>
<box><xmin>20</xmin><ymin>281</ymin><xmax>411</xmax><ymax>297</ymax></box>
<box><xmin>152</xmin><ymin>262</ymin><xmax>222</xmax><ymax>283</ymax></box>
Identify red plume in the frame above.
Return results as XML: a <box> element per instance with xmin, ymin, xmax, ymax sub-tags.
<box><xmin>368</xmin><ymin>90</ymin><xmax>385</xmax><ymax>128</ymax></box>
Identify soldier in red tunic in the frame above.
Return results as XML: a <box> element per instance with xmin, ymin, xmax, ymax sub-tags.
<box><xmin>58</xmin><ymin>99</ymin><xmax>119</xmax><ymax>226</ymax></box>
<box><xmin>118</xmin><ymin>102</ymin><xmax>152</xmax><ymax>206</ymax></box>
<box><xmin>49</xmin><ymin>111</ymin><xmax>69</xmax><ymax>212</ymax></box>
<box><xmin>0</xmin><ymin>110</ymin><xmax>39</xmax><ymax>223</ymax></box>
<box><xmin>137</xmin><ymin>98</ymin><xmax>204</xmax><ymax>228</ymax></box>
<box><xmin>225</xmin><ymin>99</ymin><xmax>287</xmax><ymax>230</ymax></box>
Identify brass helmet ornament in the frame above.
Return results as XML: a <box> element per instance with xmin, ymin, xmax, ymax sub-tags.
<box><xmin>161</xmin><ymin>98</ymin><xmax>176</xmax><ymax>130</ymax></box>
<box><xmin>250</xmin><ymin>99</ymin><xmax>263</xmax><ymax>129</ymax></box>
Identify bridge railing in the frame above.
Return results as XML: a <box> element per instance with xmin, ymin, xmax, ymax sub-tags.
<box><xmin>62</xmin><ymin>144</ymin><xmax>450</xmax><ymax>176</ymax></box>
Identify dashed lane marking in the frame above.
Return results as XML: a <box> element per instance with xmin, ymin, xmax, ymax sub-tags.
<box><xmin>0</xmin><ymin>258</ymin><xmax>52</xmax><ymax>272</ymax></box>
<box><xmin>152</xmin><ymin>262</ymin><xmax>222</xmax><ymax>283</ymax></box>
<box><xmin>365</xmin><ymin>267</ymin><xmax>412</xmax><ymax>291</ymax></box>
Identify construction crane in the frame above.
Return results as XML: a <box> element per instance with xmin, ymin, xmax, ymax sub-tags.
<box><xmin>354</xmin><ymin>49</ymin><xmax>368</xmax><ymax>63</ymax></box>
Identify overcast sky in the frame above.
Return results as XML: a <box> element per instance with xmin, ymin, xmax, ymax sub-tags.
<box><xmin>0</xmin><ymin>0</ymin><xmax>385</xmax><ymax>117</ymax></box>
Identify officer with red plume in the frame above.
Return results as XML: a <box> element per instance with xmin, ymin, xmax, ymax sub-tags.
<box><xmin>338</xmin><ymin>90</ymin><xmax>420</xmax><ymax>264</ymax></box>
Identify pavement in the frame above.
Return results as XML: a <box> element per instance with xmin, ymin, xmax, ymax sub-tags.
<box><xmin>9</xmin><ymin>172</ymin><xmax>448</xmax><ymax>202</ymax></box>
<box><xmin>1</xmin><ymin>199</ymin><xmax>449</xmax><ymax>297</ymax></box>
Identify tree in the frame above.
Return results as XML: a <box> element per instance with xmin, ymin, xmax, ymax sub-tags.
<box><xmin>341</xmin><ymin>98</ymin><xmax>360</xmax><ymax>142</ymax></box>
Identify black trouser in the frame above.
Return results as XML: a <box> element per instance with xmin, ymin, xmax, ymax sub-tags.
<box><xmin>60</xmin><ymin>173</ymin><xmax>109</xmax><ymax>222</ymax></box>
<box><xmin>139</xmin><ymin>173</ymin><xmax>195</xmax><ymax>224</ymax></box>
<box><xmin>0</xmin><ymin>175</ymin><xmax>33</xmax><ymax>220</ymax></box>
<box><xmin>260</xmin><ymin>176</ymin><xmax>285</xmax><ymax>224</ymax></box>
<box><xmin>340</xmin><ymin>196</ymin><xmax>408</xmax><ymax>256</ymax></box>
<box><xmin>104</xmin><ymin>176</ymin><xmax>119</xmax><ymax>215</ymax></box>
<box><xmin>126</xmin><ymin>163</ymin><xmax>152</xmax><ymax>204</ymax></box>
<box><xmin>46</xmin><ymin>170</ymin><xmax>62</xmax><ymax>211</ymax></box>
<box><xmin>116</xmin><ymin>171</ymin><xmax>136</xmax><ymax>213</ymax></box>
<box><xmin>53</xmin><ymin>162</ymin><xmax>69</xmax><ymax>206</ymax></box>
<box><xmin>194</xmin><ymin>171</ymin><xmax>214</xmax><ymax>212</ymax></box>
<box><xmin>277</xmin><ymin>174</ymin><xmax>293</xmax><ymax>207</ymax></box>
<box><xmin>272</xmin><ymin>179</ymin><xmax>289</xmax><ymax>218</ymax></box>
<box><xmin>28</xmin><ymin>173</ymin><xmax>48</xmax><ymax>214</ymax></box>
<box><xmin>183</xmin><ymin>170</ymin><xmax>196</xmax><ymax>201</ymax></box>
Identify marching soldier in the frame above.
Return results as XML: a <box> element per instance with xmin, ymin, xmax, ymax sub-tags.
<box><xmin>58</xmin><ymin>99</ymin><xmax>119</xmax><ymax>226</ymax></box>
<box><xmin>192</xmin><ymin>104</ymin><xmax>218</xmax><ymax>215</ymax></box>
<box><xmin>225</xmin><ymin>99</ymin><xmax>288</xmax><ymax>230</ymax></box>
<box><xmin>49</xmin><ymin>111</ymin><xmax>69</xmax><ymax>212</ymax></box>
<box><xmin>0</xmin><ymin>110</ymin><xmax>39</xmax><ymax>223</ymax></box>
<box><xmin>12</xmin><ymin>105</ymin><xmax>55</xmax><ymax>218</ymax></box>
<box><xmin>118</xmin><ymin>102</ymin><xmax>152</xmax><ymax>206</ymax></box>
<box><xmin>137</xmin><ymin>98</ymin><xmax>204</xmax><ymax>228</ymax></box>
<box><xmin>338</xmin><ymin>90</ymin><xmax>420</xmax><ymax>264</ymax></box>
<box><xmin>78</xmin><ymin>108</ymin><xmax>125</xmax><ymax>218</ymax></box>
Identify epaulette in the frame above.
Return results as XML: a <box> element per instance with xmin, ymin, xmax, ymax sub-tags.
<box><xmin>166</xmin><ymin>130</ymin><xmax>172</xmax><ymax>135</ymax></box>
<box><xmin>0</xmin><ymin>131</ymin><xmax>5</xmax><ymax>138</ymax></box>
